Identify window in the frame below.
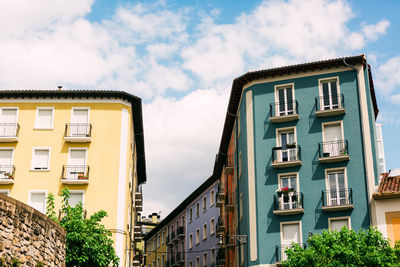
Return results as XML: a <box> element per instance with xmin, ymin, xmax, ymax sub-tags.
<box><xmin>35</xmin><ymin>107</ymin><xmax>54</xmax><ymax>129</ymax></box>
<box><xmin>152</xmin><ymin>261</ymin><xmax>155</xmax><ymax>267</ymax></box>
<box><xmin>0</xmin><ymin>149</ymin><xmax>13</xmax><ymax>179</ymax></box>
<box><xmin>319</xmin><ymin>78</ymin><xmax>340</xmax><ymax>110</ymax></box>
<box><xmin>239</xmin><ymin>193</ymin><xmax>243</xmax><ymax>221</ymax></box>
<box><xmin>237</xmin><ymin>113</ymin><xmax>241</xmax><ymax>136</ymax></box>
<box><xmin>196</xmin><ymin>203</ymin><xmax>199</xmax><ymax>217</ymax></box>
<box><xmin>203</xmin><ymin>223</ymin><xmax>207</xmax><ymax>240</ymax></box>
<box><xmin>277</xmin><ymin>128</ymin><xmax>297</xmax><ymax>162</ymax></box>
<box><xmin>240</xmin><ymin>244</ymin><xmax>244</xmax><ymax>265</ymax></box>
<box><xmin>189</xmin><ymin>261</ymin><xmax>193</xmax><ymax>267</ymax></box>
<box><xmin>189</xmin><ymin>208</ymin><xmax>193</xmax><ymax>222</ymax></box>
<box><xmin>0</xmin><ymin>108</ymin><xmax>18</xmax><ymax>137</ymax></box>
<box><xmin>0</xmin><ymin>190</ymin><xmax>9</xmax><ymax>196</ymax></box>
<box><xmin>157</xmin><ymin>258</ymin><xmax>160</xmax><ymax>267</ymax></box>
<box><xmin>278</xmin><ymin>173</ymin><xmax>299</xmax><ymax>210</ymax></box>
<box><xmin>238</xmin><ymin>151</ymin><xmax>242</xmax><ymax>178</ymax></box>
<box><xmin>280</xmin><ymin>221</ymin><xmax>302</xmax><ymax>261</ymax></box>
<box><xmin>148</xmin><ymin>244</ymin><xmax>151</xmax><ymax>255</ymax></box>
<box><xmin>189</xmin><ymin>234</ymin><xmax>193</xmax><ymax>249</ymax></box>
<box><xmin>29</xmin><ymin>191</ymin><xmax>46</xmax><ymax>213</ymax></box>
<box><xmin>203</xmin><ymin>196</ymin><xmax>207</xmax><ymax>211</ymax></box>
<box><xmin>211</xmin><ymin>248</ymin><xmax>215</xmax><ymax>264</ymax></box>
<box><xmin>196</xmin><ymin>257</ymin><xmax>200</xmax><ymax>267</ymax></box>
<box><xmin>203</xmin><ymin>253</ymin><xmax>207</xmax><ymax>267</ymax></box>
<box><xmin>196</xmin><ymin>228</ymin><xmax>200</xmax><ymax>244</ymax></box>
<box><xmin>67</xmin><ymin>148</ymin><xmax>87</xmax><ymax>179</ymax></box>
<box><xmin>275</xmin><ymin>83</ymin><xmax>295</xmax><ymax>116</ymax></box>
<box><xmin>322</xmin><ymin>122</ymin><xmax>345</xmax><ymax>157</ymax></box>
<box><xmin>157</xmin><ymin>235</ymin><xmax>160</xmax><ymax>248</ymax></box>
<box><xmin>210</xmin><ymin>218</ymin><xmax>215</xmax><ymax>235</ymax></box>
<box><xmin>162</xmin><ymin>255</ymin><xmax>165</xmax><ymax>267</ymax></box>
<box><xmin>162</xmin><ymin>231</ymin><xmax>165</xmax><ymax>244</ymax></box>
<box><xmin>326</xmin><ymin>168</ymin><xmax>348</xmax><ymax>206</ymax></box>
<box><xmin>153</xmin><ymin>239</ymin><xmax>156</xmax><ymax>251</ymax></box>
<box><xmin>69</xmin><ymin>191</ymin><xmax>84</xmax><ymax>207</ymax></box>
<box><xmin>70</xmin><ymin>108</ymin><xmax>90</xmax><ymax>136</ymax></box>
<box><xmin>210</xmin><ymin>190</ymin><xmax>215</xmax><ymax>206</ymax></box>
<box><xmin>31</xmin><ymin>148</ymin><xmax>50</xmax><ymax>170</ymax></box>
<box><xmin>329</xmin><ymin>217</ymin><xmax>350</xmax><ymax>231</ymax></box>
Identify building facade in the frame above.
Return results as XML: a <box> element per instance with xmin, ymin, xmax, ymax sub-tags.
<box><xmin>0</xmin><ymin>90</ymin><xmax>147</xmax><ymax>266</ymax></box>
<box><xmin>375</xmin><ymin>123</ymin><xmax>386</xmax><ymax>176</ymax></box>
<box><xmin>214</xmin><ymin>55</ymin><xmax>381</xmax><ymax>266</ymax></box>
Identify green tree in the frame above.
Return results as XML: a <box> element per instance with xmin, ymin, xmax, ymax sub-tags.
<box><xmin>47</xmin><ymin>188</ymin><xmax>119</xmax><ymax>266</ymax></box>
<box><xmin>283</xmin><ymin>227</ymin><xmax>400</xmax><ymax>267</ymax></box>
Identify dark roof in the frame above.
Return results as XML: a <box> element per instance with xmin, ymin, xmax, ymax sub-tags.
<box><xmin>0</xmin><ymin>90</ymin><xmax>147</xmax><ymax>184</ymax></box>
<box><xmin>143</xmin><ymin>174</ymin><xmax>218</xmax><ymax>241</ymax></box>
<box><xmin>373</xmin><ymin>172</ymin><xmax>400</xmax><ymax>200</ymax></box>
<box><xmin>213</xmin><ymin>54</ymin><xmax>379</xmax><ymax>178</ymax></box>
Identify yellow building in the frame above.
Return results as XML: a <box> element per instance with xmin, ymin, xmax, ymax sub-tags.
<box><xmin>144</xmin><ymin>223</ymin><xmax>168</xmax><ymax>267</ymax></box>
<box><xmin>0</xmin><ymin>90</ymin><xmax>147</xmax><ymax>266</ymax></box>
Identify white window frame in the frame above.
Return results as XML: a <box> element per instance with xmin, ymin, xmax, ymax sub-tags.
<box><xmin>203</xmin><ymin>196</ymin><xmax>207</xmax><ymax>212</ymax></box>
<box><xmin>324</xmin><ymin>167</ymin><xmax>349</xmax><ymax>205</ymax></box>
<box><xmin>278</xmin><ymin>172</ymin><xmax>300</xmax><ymax>210</ymax></box>
<box><xmin>275</xmin><ymin>126</ymin><xmax>298</xmax><ymax>162</ymax></box>
<box><xmin>28</xmin><ymin>190</ymin><xmax>48</xmax><ymax>213</ymax></box>
<box><xmin>203</xmin><ymin>252</ymin><xmax>207</xmax><ymax>267</ymax></box>
<box><xmin>280</xmin><ymin>220</ymin><xmax>302</xmax><ymax>262</ymax></box>
<box><xmin>30</xmin><ymin>147</ymin><xmax>51</xmax><ymax>171</ymax></box>
<box><xmin>71</xmin><ymin>107</ymin><xmax>90</xmax><ymax>122</ymax></box>
<box><xmin>274</xmin><ymin>83</ymin><xmax>295</xmax><ymax>116</ymax></box>
<box><xmin>189</xmin><ymin>233</ymin><xmax>193</xmax><ymax>249</ymax></box>
<box><xmin>196</xmin><ymin>228</ymin><xmax>200</xmax><ymax>244</ymax></box>
<box><xmin>67</xmin><ymin>147</ymin><xmax>88</xmax><ymax>165</ymax></box>
<box><xmin>69</xmin><ymin>190</ymin><xmax>85</xmax><ymax>207</ymax></box>
<box><xmin>196</xmin><ymin>202</ymin><xmax>199</xmax><ymax>217</ymax></box>
<box><xmin>318</xmin><ymin>77</ymin><xmax>341</xmax><ymax>110</ymax></box>
<box><xmin>210</xmin><ymin>189</ymin><xmax>215</xmax><ymax>206</ymax></box>
<box><xmin>0</xmin><ymin>189</ymin><xmax>10</xmax><ymax>195</ymax></box>
<box><xmin>0</xmin><ymin>107</ymin><xmax>19</xmax><ymax>122</ymax></box>
<box><xmin>210</xmin><ymin>217</ymin><xmax>215</xmax><ymax>235</ymax></box>
<box><xmin>322</xmin><ymin>121</ymin><xmax>344</xmax><ymax>143</ymax></box>
<box><xmin>203</xmin><ymin>223</ymin><xmax>207</xmax><ymax>240</ymax></box>
<box><xmin>0</xmin><ymin>147</ymin><xmax>15</xmax><ymax>163</ymax></box>
<box><xmin>34</xmin><ymin>107</ymin><xmax>54</xmax><ymax>129</ymax></box>
<box><xmin>328</xmin><ymin>216</ymin><xmax>351</xmax><ymax>230</ymax></box>
<box><xmin>189</xmin><ymin>208</ymin><xmax>193</xmax><ymax>222</ymax></box>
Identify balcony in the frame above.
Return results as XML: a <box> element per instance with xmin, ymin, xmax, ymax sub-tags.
<box><xmin>273</xmin><ymin>192</ymin><xmax>304</xmax><ymax>215</ymax></box>
<box><xmin>176</xmin><ymin>226</ymin><xmax>185</xmax><ymax>239</ymax></box>
<box><xmin>216</xmin><ymin>248</ymin><xmax>226</xmax><ymax>267</ymax></box>
<box><xmin>166</xmin><ymin>235</ymin><xmax>170</xmax><ymax>244</ymax></box>
<box><xmin>61</xmin><ymin>165</ymin><xmax>89</xmax><ymax>185</ymax></box>
<box><xmin>315</xmin><ymin>94</ymin><xmax>345</xmax><ymax>117</ymax></box>
<box><xmin>275</xmin><ymin>243</ymin><xmax>306</xmax><ymax>264</ymax></box>
<box><xmin>0</xmin><ymin>123</ymin><xmax>20</xmax><ymax>142</ymax></box>
<box><xmin>217</xmin><ymin>183</ymin><xmax>225</xmax><ymax>201</ymax></box>
<box><xmin>269</xmin><ymin>101</ymin><xmax>299</xmax><ymax>123</ymax></box>
<box><xmin>135</xmin><ymin>187</ymin><xmax>143</xmax><ymax>211</ymax></box>
<box><xmin>176</xmin><ymin>253</ymin><xmax>184</xmax><ymax>264</ymax></box>
<box><xmin>271</xmin><ymin>145</ymin><xmax>302</xmax><ymax>168</ymax></box>
<box><xmin>318</xmin><ymin>140</ymin><xmax>349</xmax><ymax>163</ymax></box>
<box><xmin>0</xmin><ymin>165</ymin><xmax>15</xmax><ymax>184</ymax></box>
<box><xmin>322</xmin><ymin>188</ymin><xmax>353</xmax><ymax>211</ymax></box>
<box><xmin>170</xmin><ymin>256</ymin><xmax>175</xmax><ymax>265</ymax></box>
<box><xmin>225</xmin><ymin>193</ymin><xmax>236</xmax><ymax>212</ymax></box>
<box><xmin>133</xmin><ymin>225</ymin><xmax>141</xmax><ymax>237</ymax></box>
<box><xmin>217</xmin><ymin>217</ymin><xmax>225</xmax><ymax>234</ymax></box>
<box><xmin>225</xmin><ymin>154</ymin><xmax>234</xmax><ymax>175</ymax></box>
<box><xmin>64</xmin><ymin>123</ymin><xmax>92</xmax><ymax>142</ymax></box>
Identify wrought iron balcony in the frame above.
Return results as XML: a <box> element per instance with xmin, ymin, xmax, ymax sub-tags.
<box><xmin>275</xmin><ymin>243</ymin><xmax>306</xmax><ymax>263</ymax></box>
<box><xmin>225</xmin><ymin>154</ymin><xmax>234</xmax><ymax>174</ymax></box>
<box><xmin>270</xmin><ymin>101</ymin><xmax>299</xmax><ymax>123</ymax></box>
<box><xmin>61</xmin><ymin>165</ymin><xmax>89</xmax><ymax>184</ymax></box>
<box><xmin>0</xmin><ymin>123</ymin><xmax>20</xmax><ymax>142</ymax></box>
<box><xmin>170</xmin><ymin>256</ymin><xmax>175</xmax><ymax>265</ymax></box>
<box><xmin>176</xmin><ymin>253</ymin><xmax>184</xmax><ymax>263</ymax></box>
<box><xmin>176</xmin><ymin>226</ymin><xmax>184</xmax><ymax>239</ymax></box>
<box><xmin>273</xmin><ymin>192</ymin><xmax>304</xmax><ymax>215</ymax></box>
<box><xmin>271</xmin><ymin>145</ymin><xmax>302</xmax><ymax>168</ymax></box>
<box><xmin>318</xmin><ymin>139</ymin><xmax>349</xmax><ymax>163</ymax></box>
<box><xmin>64</xmin><ymin>123</ymin><xmax>92</xmax><ymax>142</ymax></box>
<box><xmin>0</xmin><ymin>165</ymin><xmax>15</xmax><ymax>184</ymax></box>
<box><xmin>315</xmin><ymin>94</ymin><xmax>345</xmax><ymax>117</ymax></box>
<box><xmin>217</xmin><ymin>248</ymin><xmax>226</xmax><ymax>265</ymax></box>
<box><xmin>322</xmin><ymin>188</ymin><xmax>353</xmax><ymax>211</ymax></box>
<box><xmin>225</xmin><ymin>193</ymin><xmax>236</xmax><ymax>212</ymax></box>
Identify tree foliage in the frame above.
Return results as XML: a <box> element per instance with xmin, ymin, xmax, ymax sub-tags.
<box><xmin>283</xmin><ymin>227</ymin><xmax>400</xmax><ymax>267</ymax></box>
<box><xmin>47</xmin><ymin>188</ymin><xmax>119</xmax><ymax>266</ymax></box>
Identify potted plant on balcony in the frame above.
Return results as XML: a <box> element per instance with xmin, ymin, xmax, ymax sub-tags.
<box><xmin>3</xmin><ymin>173</ymin><xmax>13</xmax><ymax>180</ymax></box>
<box><xmin>77</xmin><ymin>173</ymin><xmax>87</xmax><ymax>180</ymax></box>
<box><xmin>276</xmin><ymin>187</ymin><xmax>295</xmax><ymax>197</ymax></box>
<box><xmin>286</xmin><ymin>142</ymin><xmax>296</xmax><ymax>149</ymax></box>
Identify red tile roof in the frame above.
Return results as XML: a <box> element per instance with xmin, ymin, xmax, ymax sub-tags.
<box><xmin>373</xmin><ymin>172</ymin><xmax>400</xmax><ymax>200</ymax></box>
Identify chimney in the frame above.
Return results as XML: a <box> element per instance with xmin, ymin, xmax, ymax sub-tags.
<box><xmin>57</xmin><ymin>86</ymin><xmax>62</xmax><ymax>91</ymax></box>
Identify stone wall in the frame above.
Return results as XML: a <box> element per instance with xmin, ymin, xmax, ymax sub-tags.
<box><xmin>0</xmin><ymin>193</ymin><xmax>66</xmax><ymax>266</ymax></box>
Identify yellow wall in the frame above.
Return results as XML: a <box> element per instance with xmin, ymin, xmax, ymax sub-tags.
<box><xmin>146</xmin><ymin>226</ymin><xmax>168</xmax><ymax>267</ymax></box>
<box><xmin>0</xmin><ymin>100</ymin><xmax>137</xmax><ymax>266</ymax></box>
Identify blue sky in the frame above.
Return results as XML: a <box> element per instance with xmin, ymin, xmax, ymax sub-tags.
<box><xmin>0</xmin><ymin>0</ymin><xmax>399</xmax><ymax>217</ymax></box>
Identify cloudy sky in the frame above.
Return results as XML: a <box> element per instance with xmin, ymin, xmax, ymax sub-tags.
<box><xmin>0</xmin><ymin>0</ymin><xmax>399</xmax><ymax>218</ymax></box>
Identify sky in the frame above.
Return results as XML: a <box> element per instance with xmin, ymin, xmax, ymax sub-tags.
<box><xmin>0</xmin><ymin>0</ymin><xmax>399</xmax><ymax>218</ymax></box>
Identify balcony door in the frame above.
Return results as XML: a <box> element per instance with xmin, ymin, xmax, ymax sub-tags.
<box><xmin>327</xmin><ymin>171</ymin><xmax>346</xmax><ymax>206</ymax></box>
<box><xmin>67</xmin><ymin>149</ymin><xmax>86</xmax><ymax>179</ymax></box>
<box><xmin>277</xmin><ymin>86</ymin><xmax>294</xmax><ymax>116</ymax></box>
<box><xmin>280</xmin><ymin>176</ymin><xmax>298</xmax><ymax>210</ymax></box>
<box><xmin>0</xmin><ymin>150</ymin><xmax>12</xmax><ymax>179</ymax></box>
<box><xmin>323</xmin><ymin>123</ymin><xmax>343</xmax><ymax>157</ymax></box>
<box><xmin>321</xmin><ymin>80</ymin><xmax>339</xmax><ymax>110</ymax></box>
<box><xmin>279</xmin><ymin>131</ymin><xmax>296</xmax><ymax>162</ymax></box>
<box><xmin>281</xmin><ymin>223</ymin><xmax>301</xmax><ymax>261</ymax></box>
<box><xmin>71</xmin><ymin>108</ymin><xmax>89</xmax><ymax>136</ymax></box>
<box><xmin>0</xmin><ymin>108</ymin><xmax>17</xmax><ymax>136</ymax></box>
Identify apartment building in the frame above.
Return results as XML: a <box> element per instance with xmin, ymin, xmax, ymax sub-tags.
<box><xmin>213</xmin><ymin>55</ymin><xmax>381</xmax><ymax>266</ymax></box>
<box><xmin>0</xmin><ymin>90</ymin><xmax>146</xmax><ymax>266</ymax></box>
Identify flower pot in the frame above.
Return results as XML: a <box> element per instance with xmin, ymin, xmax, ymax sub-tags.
<box><xmin>277</xmin><ymin>192</ymin><xmax>282</xmax><ymax>197</ymax></box>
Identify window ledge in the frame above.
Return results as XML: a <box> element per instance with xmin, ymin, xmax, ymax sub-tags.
<box><xmin>270</xmin><ymin>114</ymin><xmax>300</xmax><ymax>123</ymax></box>
<box><xmin>33</xmin><ymin>128</ymin><xmax>53</xmax><ymax>130</ymax></box>
<box><xmin>322</xmin><ymin>204</ymin><xmax>353</xmax><ymax>211</ymax></box>
<box><xmin>316</xmin><ymin>108</ymin><xmax>345</xmax><ymax>117</ymax></box>
<box><xmin>30</xmin><ymin>169</ymin><xmax>50</xmax><ymax>172</ymax></box>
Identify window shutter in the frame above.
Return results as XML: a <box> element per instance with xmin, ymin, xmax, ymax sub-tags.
<box><xmin>30</xmin><ymin>192</ymin><xmax>46</xmax><ymax>213</ymax></box>
<box><xmin>33</xmin><ymin>149</ymin><xmax>49</xmax><ymax>169</ymax></box>
<box><xmin>36</xmin><ymin>109</ymin><xmax>52</xmax><ymax>128</ymax></box>
<box><xmin>69</xmin><ymin>192</ymin><xmax>83</xmax><ymax>207</ymax></box>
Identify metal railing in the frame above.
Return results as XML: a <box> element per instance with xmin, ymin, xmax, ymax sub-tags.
<box><xmin>0</xmin><ymin>123</ymin><xmax>20</xmax><ymax>137</ymax></box>
<box><xmin>177</xmin><ymin>226</ymin><xmax>184</xmax><ymax>237</ymax></box>
<box><xmin>62</xmin><ymin>165</ymin><xmax>90</xmax><ymax>180</ymax></box>
<box><xmin>0</xmin><ymin>165</ymin><xmax>15</xmax><ymax>180</ymax></box>
<box><xmin>275</xmin><ymin>243</ymin><xmax>306</xmax><ymax>262</ymax></box>
<box><xmin>318</xmin><ymin>139</ymin><xmax>348</xmax><ymax>158</ymax></box>
<box><xmin>273</xmin><ymin>192</ymin><xmax>303</xmax><ymax>211</ymax></box>
<box><xmin>65</xmin><ymin>123</ymin><xmax>92</xmax><ymax>137</ymax></box>
<box><xmin>315</xmin><ymin>94</ymin><xmax>344</xmax><ymax>111</ymax></box>
<box><xmin>322</xmin><ymin>188</ymin><xmax>353</xmax><ymax>207</ymax></box>
<box><xmin>272</xmin><ymin>145</ymin><xmax>301</xmax><ymax>163</ymax></box>
<box><xmin>217</xmin><ymin>248</ymin><xmax>226</xmax><ymax>263</ymax></box>
<box><xmin>270</xmin><ymin>100</ymin><xmax>298</xmax><ymax>117</ymax></box>
<box><xmin>170</xmin><ymin>256</ymin><xmax>175</xmax><ymax>265</ymax></box>
<box><xmin>176</xmin><ymin>253</ymin><xmax>183</xmax><ymax>263</ymax></box>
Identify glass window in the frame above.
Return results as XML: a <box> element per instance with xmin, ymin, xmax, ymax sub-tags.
<box><xmin>210</xmin><ymin>190</ymin><xmax>215</xmax><ymax>206</ymax></box>
<box><xmin>321</xmin><ymin>79</ymin><xmax>339</xmax><ymax>110</ymax></box>
<box><xmin>210</xmin><ymin>218</ymin><xmax>215</xmax><ymax>234</ymax></box>
<box><xmin>196</xmin><ymin>229</ymin><xmax>200</xmax><ymax>244</ymax></box>
<box><xmin>31</xmin><ymin>148</ymin><xmax>50</xmax><ymax>170</ymax></box>
<box><xmin>203</xmin><ymin>196</ymin><xmax>207</xmax><ymax>211</ymax></box>
<box><xmin>330</xmin><ymin>218</ymin><xmax>349</xmax><ymax>231</ymax></box>
<box><xmin>203</xmin><ymin>224</ymin><xmax>207</xmax><ymax>239</ymax></box>
<box><xmin>35</xmin><ymin>108</ymin><xmax>53</xmax><ymax>129</ymax></box>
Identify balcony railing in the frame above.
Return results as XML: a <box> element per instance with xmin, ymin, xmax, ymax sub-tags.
<box><xmin>225</xmin><ymin>192</ymin><xmax>236</xmax><ymax>211</ymax></box>
<box><xmin>272</xmin><ymin>145</ymin><xmax>301</xmax><ymax>168</ymax></box>
<box><xmin>170</xmin><ymin>256</ymin><xmax>175</xmax><ymax>265</ymax></box>
<box><xmin>275</xmin><ymin>243</ymin><xmax>306</xmax><ymax>262</ymax></box>
<box><xmin>316</xmin><ymin>94</ymin><xmax>344</xmax><ymax>111</ymax></box>
<box><xmin>176</xmin><ymin>253</ymin><xmax>184</xmax><ymax>263</ymax></box>
<box><xmin>217</xmin><ymin>248</ymin><xmax>226</xmax><ymax>264</ymax></box>
<box><xmin>176</xmin><ymin>226</ymin><xmax>184</xmax><ymax>238</ymax></box>
<box><xmin>217</xmin><ymin>183</ymin><xmax>225</xmax><ymax>200</ymax></box>
<box><xmin>217</xmin><ymin>217</ymin><xmax>225</xmax><ymax>233</ymax></box>
<box><xmin>61</xmin><ymin>165</ymin><xmax>89</xmax><ymax>184</ymax></box>
<box><xmin>273</xmin><ymin>192</ymin><xmax>304</xmax><ymax>215</ymax></box>
<box><xmin>225</xmin><ymin>154</ymin><xmax>234</xmax><ymax>175</ymax></box>
<box><xmin>322</xmin><ymin>188</ymin><xmax>353</xmax><ymax>211</ymax></box>
<box><xmin>0</xmin><ymin>123</ymin><xmax>20</xmax><ymax>141</ymax></box>
<box><xmin>318</xmin><ymin>139</ymin><xmax>349</xmax><ymax>162</ymax></box>
<box><xmin>0</xmin><ymin>165</ymin><xmax>15</xmax><ymax>184</ymax></box>
<box><xmin>64</xmin><ymin>123</ymin><xmax>92</xmax><ymax>142</ymax></box>
<box><xmin>270</xmin><ymin>101</ymin><xmax>299</xmax><ymax>122</ymax></box>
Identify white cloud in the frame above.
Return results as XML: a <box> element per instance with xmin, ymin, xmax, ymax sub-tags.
<box><xmin>375</xmin><ymin>56</ymin><xmax>400</xmax><ymax>95</ymax></box>
<box><xmin>362</xmin><ymin>20</ymin><xmax>390</xmax><ymax>41</ymax></box>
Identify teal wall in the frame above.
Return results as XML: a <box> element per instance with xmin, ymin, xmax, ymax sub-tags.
<box><xmin>236</xmin><ymin>69</ymin><xmax>377</xmax><ymax>266</ymax></box>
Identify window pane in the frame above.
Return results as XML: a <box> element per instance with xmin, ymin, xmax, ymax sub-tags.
<box><xmin>331</xmin><ymin>219</ymin><xmax>348</xmax><ymax>231</ymax></box>
<box><xmin>69</xmin><ymin>192</ymin><xmax>83</xmax><ymax>207</ymax></box>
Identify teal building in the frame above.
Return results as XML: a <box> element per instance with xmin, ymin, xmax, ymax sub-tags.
<box><xmin>214</xmin><ymin>55</ymin><xmax>380</xmax><ymax>266</ymax></box>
